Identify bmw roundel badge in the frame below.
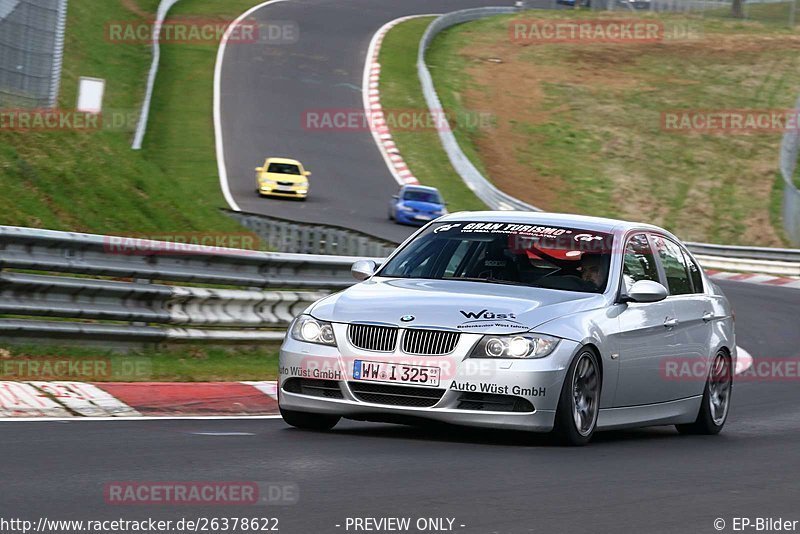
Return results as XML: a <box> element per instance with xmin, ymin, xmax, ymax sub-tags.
<box><xmin>400</xmin><ymin>315</ymin><xmax>415</xmax><ymax>322</ymax></box>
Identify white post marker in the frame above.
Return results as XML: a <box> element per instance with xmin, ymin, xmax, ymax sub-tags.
<box><xmin>76</xmin><ymin>77</ymin><xmax>105</xmax><ymax>113</ymax></box>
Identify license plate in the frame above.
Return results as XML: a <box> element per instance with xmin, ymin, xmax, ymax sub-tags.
<box><xmin>414</xmin><ymin>214</ymin><xmax>432</xmax><ymax>221</ymax></box>
<box><xmin>353</xmin><ymin>360</ymin><xmax>440</xmax><ymax>387</ymax></box>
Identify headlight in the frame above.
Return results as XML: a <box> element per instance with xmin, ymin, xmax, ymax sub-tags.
<box><xmin>290</xmin><ymin>315</ymin><xmax>336</xmax><ymax>346</ymax></box>
<box><xmin>469</xmin><ymin>334</ymin><xmax>559</xmax><ymax>359</ymax></box>
<box><xmin>299</xmin><ymin>181</ymin><xmax>309</xmax><ymax>188</ymax></box>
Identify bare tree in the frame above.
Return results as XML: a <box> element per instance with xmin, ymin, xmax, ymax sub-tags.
<box><xmin>732</xmin><ymin>0</ymin><xmax>744</xmax><ymax>18</ymax></box>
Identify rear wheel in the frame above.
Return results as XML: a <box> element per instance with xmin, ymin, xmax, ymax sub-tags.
<box><xmin>676</xmin><ymin>350</ymin><xmax>731</xmax><ymax>435</ymax></box>
<box><xmin>280</xmin><ymin>408</ymin><xmax>340</xmax><ymax>431</ymax></box>
<box><xmin>553</xmin><ymin>349</ymin><xmax>601</xmax><ymax>446</ymax></box>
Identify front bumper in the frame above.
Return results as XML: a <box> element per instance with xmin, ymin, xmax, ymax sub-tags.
<box><xmin>395</xmin><ymin>211</ymin><xmax>440</xmax><ymax>226</ymax></box>
<box><xmin>258</xmin><ymin>185</ymin><xmax>307</xmax><ymax>198</ymax></box>
<box><xmin>278</xmin><ymin>325</ymin><xmax>580</xmax><ymax>432</ymax></box>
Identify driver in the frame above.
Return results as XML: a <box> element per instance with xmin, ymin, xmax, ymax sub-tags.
<box><xmin>579</xmin><ymin>254</ymin><xmax>608</xmax><ymax>291</ymax></box>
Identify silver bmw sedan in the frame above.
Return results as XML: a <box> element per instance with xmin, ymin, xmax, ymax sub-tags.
<box><xmin>278</xmin><ymin>212</ymin><xmax>735</xmax><ymax>445</ymax></box>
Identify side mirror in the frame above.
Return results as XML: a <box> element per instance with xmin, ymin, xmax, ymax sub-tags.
<box><xmin>304</xmin><ymin>171</ymin><xmax>311</xmax><ymax>176</ymax></box>
<box><xmin>351</xmin><ymin>260</ymin><xmax>377</xmax><ymax>281</ymax></box>
<box><xmin>255</xmin><ymin>167</ymin><xmax>264</xmax><ymax>172</ymax></box>
<box><xmin>392</xmin><ymin>195</ymin><xmax>399</xmax><ymax>200</ymax></box>
<box><xmin>623</xmin><ymin>280</ymin><xmax>668</xmax><ymax>303</ymax></box>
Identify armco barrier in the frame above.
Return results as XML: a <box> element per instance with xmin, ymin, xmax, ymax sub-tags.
<box><xmin>226</xmin><ymin>209</ymin><xmax>397</xmax><ymax>257</ymax></box>
<box><xmin>417</xmin><ymin>8</ymin><xmax>800</xmax><ymax>248</ymax></box>
<box><xmin>0</xmin><ymin>225</ymin><xmax>796</xmax><ymax>345</ymax></box>
<box><xmin>131</xmin><ymin>0</ymin><xmax>181</xmax><ymax>150</ymax></box>
<box><xmin>0</xmin><ymin>225</ymin><xmax>374</xmax><ymax>344</ymax></box>
<box><xmin>417</xmin><ymin>7</ymin><xmax>539</xmax><ymax>212</ymax></box>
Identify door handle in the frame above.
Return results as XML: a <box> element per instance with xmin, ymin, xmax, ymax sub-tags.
<box><xmin>664</xmin><ymin>317</ymin><xmax>679</xmax><ymax>328</ymax></box>
<box><xmin>702</xmin><ymin>312</ymin><xmax>714</xmax><ymax>322</ymax></box>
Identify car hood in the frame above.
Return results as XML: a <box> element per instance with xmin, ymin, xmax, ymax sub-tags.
<box><xmin>309</xmin><ymin>277</ymin><xmax>606</xmax><ymax>334</ymax></box>
<box><xmin>401</xmin><ymin>200</ymin><xmax>443</xmax><ymax>211</ymax></box>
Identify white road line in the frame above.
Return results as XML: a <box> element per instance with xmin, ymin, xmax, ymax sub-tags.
<box><xmin>191</xmin><ymin>432</ymin><xmax>257</xmax><ymax>436</ymax></box>
<box><xmin>213</xmin><ymin>0</ymin><xmax>290</xmax><ymax>212</ymax></box>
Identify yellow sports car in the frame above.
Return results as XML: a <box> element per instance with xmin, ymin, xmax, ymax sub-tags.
<box><xmin>255</xmin><ymin>157</ymin><xmax>311</xmax><ymax>200</ymax></box>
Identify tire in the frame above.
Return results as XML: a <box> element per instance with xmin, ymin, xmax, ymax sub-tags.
<box><xmin>280</xmin><ymin>407</ymin><xmax>340</xmax><ymax>431</ymax></box>
<box><xmin>552</xmin><ymin>349</ymin><xmax>601</xmax><ymax>446</ymax></box>
<box><xmin>676</xmin><ymin>350</ymin><xmax>732</xmax><ymax>435</ymax></box>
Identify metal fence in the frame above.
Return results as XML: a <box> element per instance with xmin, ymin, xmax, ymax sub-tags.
<box><xmin>0</xmin><ymin>0</ymin><xmax>68</xmax><ymax>109</ymax></box>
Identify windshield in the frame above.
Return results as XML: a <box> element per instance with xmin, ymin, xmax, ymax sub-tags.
<box><xmin>379</xmin><ymin>221</ymin><xmax>614</xmax><ymax>293</ymax></box>
<box><xmin>267</xmin><ymin>162</ymin><xmax>301</xmax><ymax>175</ymax></box>
<box><xmin>403</xmin><ymin>190</ymin><xmax>441</xmax><ymax>204</ymax></box>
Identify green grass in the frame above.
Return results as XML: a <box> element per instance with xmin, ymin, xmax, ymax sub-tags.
<box><xmin>0</xmin><ymin>344</ymin><xmax>280</xmax><ymax>382</ymax></box>
<box><xmin>378</xmin><ymin>18</ymin><xmax>487</xmax><ymax>212</ymax></box>
<box><xmin>0</xmin><ymin>0</ymin><xmax>256</xmax><ymax>237</ymax></box>
<box><xmin>381</xmin><ymin>11</ymin><xmax>800</xmax><ymax>245</ymax></box>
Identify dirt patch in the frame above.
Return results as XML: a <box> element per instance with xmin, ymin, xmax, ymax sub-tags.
<box><xmin>446</xmin><ymin>27</ymin><xmax>798</xmax><ymax>243</ymax></box>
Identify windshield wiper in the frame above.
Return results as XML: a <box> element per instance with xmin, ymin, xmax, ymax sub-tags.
<box><xmin>448</xmin><ymin>276</ymin><xmax>528</xmax><ymax>287</ymax></box>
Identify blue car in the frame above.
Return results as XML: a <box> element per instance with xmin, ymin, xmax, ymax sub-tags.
<box><xmin>388</xmin><ymin>185</ymin><xmax>448</xmax><ymax>226</ymax></box>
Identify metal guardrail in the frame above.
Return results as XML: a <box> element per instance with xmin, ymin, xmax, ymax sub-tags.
<box><xmin>418</xmin><ymin>7</ymin><xmax>800</xmax><ymax>248</ymax></box>
<box><xmin>417</xmin><ymin>7</ymin><xmax>539</xmax><ymax>212</ymax></box>
<box><xmin>0</xmin><ymin>225</ymin><xmax>797</xmax><ymax>345</ymax></box>
<box><xmin>0</xmin><ymin>225</ymin><xmax>376</xmax><ymax>344</ymax></box>
<box><xmin>226</xmin><ymin>210</ymin><xmax>397</xmax><ymax>257</ymax></box>
<box><xmin>132</xmin><ymin>0</ymin><xmax>181</xmax><ymax>150</ymax></box>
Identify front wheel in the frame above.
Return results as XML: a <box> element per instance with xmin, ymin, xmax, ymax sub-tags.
<box><xmin>676</xmin><ymin>350</ymin><xmax>732</xmax><ymax>435</ymax></box>
<box><xmin>280</xmin><ymin>408</ymin><xmax>340</xmax><ymax>431</ymax></box>
<box><xmin>552</xmin><ymin>349</ymin><xmax>601</xmax><ymax>446</ymax></box>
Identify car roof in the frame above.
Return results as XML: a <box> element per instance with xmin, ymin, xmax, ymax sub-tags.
<box><xmin>438</xmin><ymin>211</ymin><xmax>667</xmax><ymax>235</ymax></box>
<box><xmin>265</xmin><ymin>157</ymin><xmax>302</xmax><ymax>165</ymax></box>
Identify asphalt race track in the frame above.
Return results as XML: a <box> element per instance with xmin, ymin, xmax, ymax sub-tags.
<box><xmin>3</xmin><ymin>1</ymin><xmax>797</xmax><ymax>532</ymax></box>
<box><xmin>2</xmin><ymin>281</ymin><xmax>798</xmax><ymax>533</ymax></box>
<box><xmin>219</xmin><ymin>0</ymin><xmax>524</xmax><ymax>243</ymax></box>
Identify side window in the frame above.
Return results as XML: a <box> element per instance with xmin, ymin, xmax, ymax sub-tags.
<box><xmin>622</xmin><ymin>233</ymin><xmax>660</xmax><ymax>291</ymax></box>
<box><xmin>652</xmin><ymin>236</ymin><xmax>692</xmax><ymax>295</ymax></box>
<box><xmin>682</xmin><ymin>250</ymin><xmax>704</xmax><ymax>294</ymax></box>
